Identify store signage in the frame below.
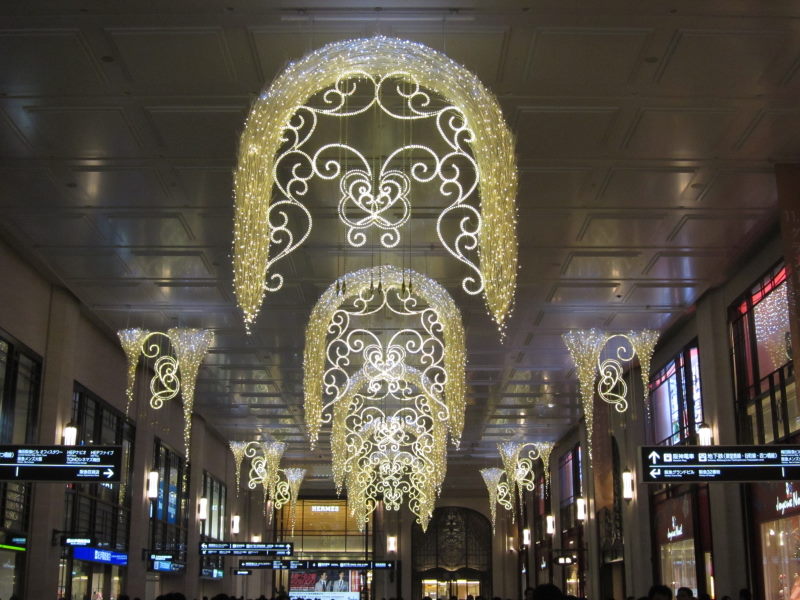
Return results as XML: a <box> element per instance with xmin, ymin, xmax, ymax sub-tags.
<box><xmin>0</xmin><ymin>536</ymin><xmax>26</xmax><ymax>552</ymax></box>
<box><xmin>0</xmin><ymin>445</ymin><xmax>122</xmax><ymax>483</ymax></box>
<box><xmin>149</xmin><ymin>553</ymin><xmax>173</xmax><ymax>561</ymax></box>
<box><xmin>776</xmin><ymin>487</ymin><xmax>800</xmax><ymax>515</ymax></box>
<box><xmin>311</xmin><ymin>505</ymin><xmax>340</xmax><ymax>512</ymax></box>
<box><xmin>199</xmin><ymin>542</ymin><xmax>293</xmax><ymax>556</ymax></box>
<box><xmin>640</xmin><ymin>445</ymin><xmax>800</xmax><ymax>483</ymax></box>
<box><xmin>235</xmin><ymin>569</ymin><xmax>252</xmax><ymax>576</ymax></box>
<box><xmin>73</xmin><ymin>546</ymin><xmax>128</xmax><ymax>566</ymax></box>
<box><xmin>666</xmin><ymin>516</ymin><xmax>683</xmax><ymax>541</ymax></box>
<box><xmin>240</xmin><ymin>560</ymin><xmax>396</xmax><ymax>570</ymax></box>
<box><xmin>63</xmin><ymin>537</ymin><xmax>92</xmax><ymax>547</ymax></box>
<box><xmin>151</xmin><ymin>559</ymin><xmax>185</xmax><ymax>573</ymax></box>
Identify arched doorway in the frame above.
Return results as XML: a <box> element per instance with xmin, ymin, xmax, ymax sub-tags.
<box><xmin>412</xmin><ymin>507</ymin><xmax>492</xmax><ymax>600</ymax></box>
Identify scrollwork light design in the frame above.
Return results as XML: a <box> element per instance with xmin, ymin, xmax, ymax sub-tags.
<box><xmin>117</xmin><ymin>327</ymin><xmax>213</xmax><ymax>458</ymax></box>
<box><xmin>229</xmin><ymin>441</ymin><xmax>248</xmax><ymax>497</ymax></box>
<box><xmin>304</xmin><ymin>266</ymin><xmax>466</xmax><ymax>449</ymax></box>
<box><xmin>274</xmin><ymin>467</ymin><xmax>306</xmax><ymax>534</ymax></box>
<box><xmin>563</xmin><ymin>329</ymin><xmax>659</xmax><ymax>460</ymax></box>
<box><xmin>233</xmin><ymin>36</ymin><xmax>517</xmax><ymax>332</ymax></box>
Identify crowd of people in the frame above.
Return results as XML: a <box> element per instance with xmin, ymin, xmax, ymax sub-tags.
<box><xmin>118</xmin><ymin>583</ymin><xmax>753</xmax><ymax>600</ymax></box>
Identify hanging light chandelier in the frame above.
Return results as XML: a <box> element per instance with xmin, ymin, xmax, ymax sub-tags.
<box><xmin>117</xmin><ymin>327</ymin><xmax>214</xmax><ymax>458</ymax></box>
<box><xmin>330</xmin><ymin>366</ymin><xmax>448</xmax><ymax>532</ymax></box>
<box><xmin>233</xmin><ymin>36</ymin><xmax>518</xmax><ymax>332</ymax></box>
<box><xmin>304</xmin><ymin>266</ymin><xmax>464</xmax><ymax>531</ymax></box>
<box><xmin>241</xmin><ymin>440</ymin><xmax>305</xmax><ymax>528</ymax></box>
<box><xmin>481</xmin><ymin>441</ymin><xmax>554</xmax><ymax>532</ymax></box>
<box><xmin>562</xmin><ymin>329</ymin><xmax>659</xmax><ymax>460</ymax></box>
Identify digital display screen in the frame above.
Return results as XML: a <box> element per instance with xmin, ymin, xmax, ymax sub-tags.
<box><xmin>290</xmin><ymin>569</ymin><xmax>360</xmax><ymax>600</ymax></box>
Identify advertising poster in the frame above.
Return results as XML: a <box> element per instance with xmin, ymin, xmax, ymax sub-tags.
<box><xmin>289</xmin><ymin>569</ymin><xmax>360</xmax><ymax>600</ymax></box>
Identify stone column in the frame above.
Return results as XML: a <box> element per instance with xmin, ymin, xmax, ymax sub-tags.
<box><xmin>25</xmin><ymin>287</ymin><xmax>80</xmax><ymax>599</ymax></box>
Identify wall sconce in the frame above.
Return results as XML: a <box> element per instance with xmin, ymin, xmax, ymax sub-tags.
<box><xmin>62</xmin><ymin>421</ymin><xmax>78</xmax><ymax>446</ymax></box>
<box><xmin>522</xmin><ymin>528</ymin><xmax>531</xmax><ymax>546</ymax></box>
<box><xmin>147</xmin><ymin>471</ymin><xmax>159</xmax><ymax>499</ymax></box>
<box><xmin>546</xmin><ymin>515</ymin><xmax>555</xmax><ymax>535</ymax></box>
<box><xmin>387</xmin><ymin>535</ymin><xmax>397</xmax><ymax>553</ymax></box>
<box><xmin>231</xmin><ymin>515</ymin><xmax>240</xmax><ymax>535</ymax></box>
<box><xmin>622</xmin><ymin>470</ymin><xmax>635</xmax><ymax>500</ymax></box>
<box><xmin>576</xmin><ymin>497</ymin><xmax>587</xmax><ymax>521</ymax></box>
<box><xmin>198</xmin><ymin>497</ymin><xmax>208</xmax><ymax>521</ymax></box>
<box><xmin>251</xmin><ymin>534</ymin><xmax>262</xmax><ymax>543</ymax></box>
<box><xmin>697</xmin><ymin>422</ymin><xmax>713</xmax><ymax>446</ymax></box>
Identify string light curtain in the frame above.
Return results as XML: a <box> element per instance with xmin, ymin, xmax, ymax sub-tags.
<box><xmin>233</xmin><ymin>36</ymin><xmax>518</xmax><ymax>332</ymax></box>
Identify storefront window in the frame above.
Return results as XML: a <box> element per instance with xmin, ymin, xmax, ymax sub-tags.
<box><xmin>650</xmin><ymin>342</ymin><xmax>703</xmax><ymax>446</ymax></box>
<box><xmin>278</xmin><ymin>499</ymin><xmax>371</xmax><ymax>554</ymax></box>
<box><xmin>150</xmin><ymin>439</ymin><xmax>189</xmax><ymax>568</ymax></box>
<box><xmin>730</xmin><ymin>262</ymin><xmax>796</xmax><ymax>443</ymax></box>
<box><xmin>200</xmin><ymin>471</ymin><xmax>227</xmax><ymax>577</ymax></box>
<box><xmin>558</xmin><ymin>445</ymin><xmax>584</xmax><ymax>596</ymax></box>
<box><xmin>751</xmin><ymin>481</ymin><xmax>800</xmax><ymax>600</ymax></box>
<box><xmin>0</xmin><ymin>332</ymin><xmax>41</xmax><ymax>599</ymax></box>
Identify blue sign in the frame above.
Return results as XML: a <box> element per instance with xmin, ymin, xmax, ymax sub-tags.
<box><xmin>73</xmin><ymin>546</ymin><xmax>128</xmax><ymax>566</ymax></box>
<box><xmin>201</xmin><ymin>567</ymin><xmax>224</xmax><ymax>579</ymax></box>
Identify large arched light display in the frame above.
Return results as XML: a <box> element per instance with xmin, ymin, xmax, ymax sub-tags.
<box><xmin>304</xmin><ymin>266</ymin><xmax>465</xmax><ymax>530</ymax></box>
<box><xmin>304</xmin><ymin>265</ymin><xmax>466</xmax><ymax>448</ymax></box>
<box><xmin>233</xmin><ymin>36</ymin><xmax>518</xmax><ymax>331</ymax></box>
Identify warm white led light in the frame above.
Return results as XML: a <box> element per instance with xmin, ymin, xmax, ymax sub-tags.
<box><xmin>147</xmin><ymin>471</ymin><xmax>159</xmax><ymax>499</ymax></box>
<box><xmin>387</xmin><ymin>536</ymin><xmax>397</xmax><ymax>553</ymax></box>
<box><xmin>523</xmin><ymin>528</ymin><xmax>531</xmax><ymax>546</ymax></box>
<box><xmin>233</xmin><ymin>36</ymin><xmax>518</xmax><ymax>332</ymax></box>
<box><xmin>546</xmin><ymin>515</ymin><xmax>556</xmax><ymax>535</ymax></box>
<box><xmin>697</xmin><ymin>422</ymin><xmax>713</xmax><ymax>446</ymax></box>
<box><xmin>198</xmin><ymin>497</ymin><xmax>208</xmax><ymax>521</ymax></box>
<box><xmin>622</xmin><ymin>471</ymin><xmax>635</xmax><ymax>500</ymax></box>
<box><xmin>251</xmin><ymin>535</ymin><xmax>261</xmax><ymax>543</ymax></box>
<box><xmin>231</xmin><ymin>515</ymin><xmax>240</xmax><ymax>535</ymax></box>
<box><xmin>62</xmin><ymin>422</ymin><xmax>78</xmax><ymax>446</ymax></box>
<box><xmin>576</xmin><ymin>497</ymin><xmax>587</xmax><ymax>521</ymax></box>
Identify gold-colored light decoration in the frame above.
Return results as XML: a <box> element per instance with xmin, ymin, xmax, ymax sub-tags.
<box><xmin>274</xmin><ymin>467</ymin><xmax>306</xmax><ymax>534</ymax></box>
<box><xmin>168</xmin><ymin>328</ymin><xmax>215</xmax><ymax>459</ymax></box>
<box><xmin>330</xmin><ymin>366</ymin><xmax>449</xmax><ymax>532</ymax></box>
<box><xmin>246</xmin><ymin>441</ymin><xmax>287</xmax><ymax>522</ymax></box>
<box><xmin>304</xmin><ymin>265</ymin><xmax>466</xmax><ymax>449</ymax></box>
<box><xmin>117</xmin><ymin>328</ymin><xmax>148</xmax><ymax>415</ymax></box>
<box><xmin>229</xmin><ymin>441</ymin><xmax>249</xmax><ymax>497</ymax></box>
<box><xmin>480</xmin><ymin>467</ymin><xmax>512</xmax><ymax>534</ymax></box>
<box><xmin>533</xmin><ymin>441</ymin><xmax>555</xmax><ymax>491</ymax></box>
<box><xmin>563</xmin><ymin>329</ymin><xmax>659</xmax><ymax>460</ymax></box>
<box><xmin>233</xmin><ymin>36</ymin><xmax>518</xmax><ymax>332</ymax></box>
<box><xmin>116</xmin><ymin>327</ymin><xmax>214</xmax><ymax>458</ymax></box>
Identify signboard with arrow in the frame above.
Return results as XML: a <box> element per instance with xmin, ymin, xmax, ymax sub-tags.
<box><xmin>0</xmin><ymin>445</ymin><xmax>122</xmax><ymax>483</ymax></box>
<box><xmin>640</xmin><ymin>445</ymin><xmax>800</xmax><ymax>483</ymax></box>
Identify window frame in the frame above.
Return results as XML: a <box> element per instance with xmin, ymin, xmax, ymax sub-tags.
<box><xmin>649</xmin><ymin>339</ymin><xmax>704</xmax><ymax>446</ymax></box>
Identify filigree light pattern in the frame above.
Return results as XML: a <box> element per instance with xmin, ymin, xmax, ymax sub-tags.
<box><xmin>304</xmin><ymin>266</ymin><xmax>466</xmax><ymax>449</ymax></box>
<box><xmin>117</xmin><ymin>328</ymin><xmax>213</xmax><ymax>458</ymax></box>
<box><xmin>480</xmin><ymin>467</ymin><xmax>512</xmax><ymax>534</ymax></box>
<box><xmin>233</xmin><ymin>36</ymin><xmax>518</xmax><ymax>331</ymax></box>
<box><xmin>246</xmin><ymin>441</ymin><xmax>286</xmax><ymax>522</ymax></box>
<box><xmin>563</xmin><ymin>329</ymin><xmax>659</xmax><ymax>460</ymax></box>
<box><xmin>330</xmin><ymin>366</ymin><xmax>448</xmax><ymax>531</ymax></box>
<box><xmin>229</xmin><ymin>441</ymin><xmax>249</xmax><ymax>497</ymax></box>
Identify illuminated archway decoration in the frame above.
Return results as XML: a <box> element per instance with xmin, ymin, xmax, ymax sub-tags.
<box><xmin>233</xmin><ymin>36</ymin><xmax>518</xmax><ymax>331</ymax></box>
<box><xmin>330</xmin><ymin>365</ymin><xmax>449</xmax><ymax>531</ymax></box>
<box><xmin>563</xmin><ymin>329</ymin><xmax>660</xmax><ymax>460</ymax></box>
<box><xmin>304</xmin><ymin>265</ymin><xmax>466</xmax><ymax>449</ymax></box>
<box><xmin>117</xmin><ymin>327</ymin><xmax>214</xmax><ymax>459</ymax></box>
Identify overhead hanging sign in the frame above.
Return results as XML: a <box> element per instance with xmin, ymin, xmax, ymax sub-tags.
<box><xmin>239</xmin><ymin>560</ymin><xmax>396</xmax><ymax>570</ymax></box>
<box><xmin>73</xmin><ymin>546</ymin><xmax>128</xmax><ymax>566</ymax></box>
<box><xmin>640</xmin><ymin>445</ymin><xmax>800</xmax><ymax>483</ymax></box>
<box><xmin>0</xmin><ymin>445</ymin><xmax>122</xmax><ymax>483</ymax></box>
<box><xmin>199</xmin><ymin>542</ymin><xmax>293</xmax><ymax>556</ymax></box>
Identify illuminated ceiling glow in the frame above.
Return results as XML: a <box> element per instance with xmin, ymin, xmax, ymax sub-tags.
<box><xmin>233</xmin><ymin>36</ymin><xmax>518</xmax><ymax>331</ymax></box>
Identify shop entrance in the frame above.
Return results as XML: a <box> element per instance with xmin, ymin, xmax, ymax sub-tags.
<box><xmin>421</xmin><ymin>579</ymin><xmax>481</xmax><ymax>600</ymax></box>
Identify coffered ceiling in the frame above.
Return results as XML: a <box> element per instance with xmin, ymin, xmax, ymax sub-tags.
<box><xmin>0</xmin><ymin>0</ymin><xmax>793</xmax><ymax>489</ymax></box>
